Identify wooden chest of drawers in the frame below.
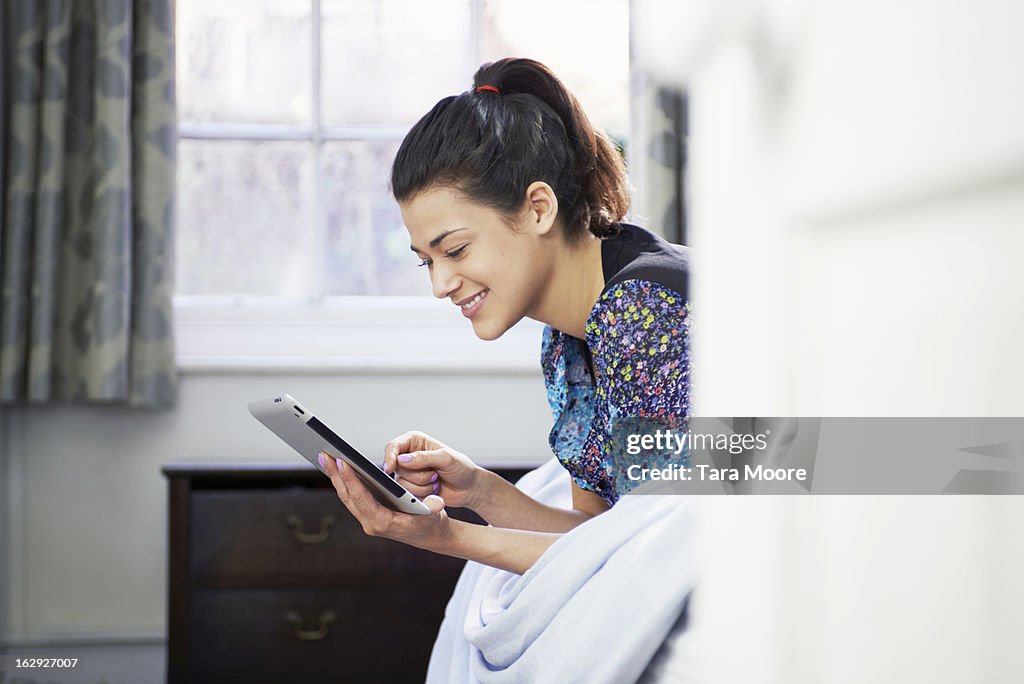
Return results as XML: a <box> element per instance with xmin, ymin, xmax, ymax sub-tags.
<box><xmin>163</xmin><ymin>464</ymin><xmax>530</xmax><ymax>683</ymax></box>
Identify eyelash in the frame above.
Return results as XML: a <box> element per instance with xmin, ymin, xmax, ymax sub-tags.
<box><xmin>418</xmin><ymin>245</ymin><xmax>468</xmax><ymax>268</ymax></box>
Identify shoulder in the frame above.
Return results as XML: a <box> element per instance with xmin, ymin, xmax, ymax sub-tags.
<box><xmin>588</xmin><ymin>222</ymin><xmax>691</xmax><ymax>353</ymax></box>
<box><xmin>586</xmin><ymin>279</ymin><xmax>690</xmax><ymax>342</ymax></box>
<box><xmin>600</xmin><ymin>223</ymin><xmax>692</xmax><ymax>301</ymax></box>
<box><xmin>585</xmin><ymin>279</ymin><xmax>691</xmax><ymax>418</ymax></box>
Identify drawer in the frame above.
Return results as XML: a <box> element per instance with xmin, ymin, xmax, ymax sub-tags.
<box><xmin>189</xmin><ymin>586</ymin><xmax>452</xmax><ymax>681</ymax></box>
<box><xmin>191</xmin><ymin>488</ymin><xmax>466</xmax><ymax>586</ymax></box>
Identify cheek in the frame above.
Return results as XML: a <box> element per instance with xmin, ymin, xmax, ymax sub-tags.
<box><xmin>502</xmin><ymin>253</ymin><xmax>548</xmax><ymax>305</ymax></box>
<box><xmin>475</xmin><ymin>239</ymin><xmax>544</xmax><ymax>297</ymax></box>
<box><xmin>488</xmin><ymin>255</ymin><xmax>527</xmax><ymax>291</ymax></box>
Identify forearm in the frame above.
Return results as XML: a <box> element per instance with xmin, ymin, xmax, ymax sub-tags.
<box><xmin>469</xmin><ymin>469</ymin><xmax>594</xmax><ymax>533</ymax></box>
<box><xmin>444</xmin><ymin>518</ymin><xmax>561</xmax><ymax>575</ymax></box>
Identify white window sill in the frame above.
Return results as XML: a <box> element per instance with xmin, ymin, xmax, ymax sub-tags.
<box><xmin>173</xmin><ymin>296</ymin><xmax>545</xmax><ymax>375</ymax></box>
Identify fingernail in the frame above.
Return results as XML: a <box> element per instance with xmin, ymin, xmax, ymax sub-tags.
<box><xmin>430</xmin><ymin>472</ymin><xmax>439</xmax><ymax>483</ymax></box>
<box><xmin>335</xmin><ymin>457</ymin><xmax>344</xmax><ymax>471</ymax></box>
<box><xmin>318</xmin><ymin>453</ymin><xmax>326</xmax><ymax>469</ymax></box>
<box><xmin>399</xmin><ymin>454</ymin><xmax>413</xmax><ymax>463</ymax></box>
<box><xmin>432</xmin><ymin>481</ymin><xmax>439</xmax><ymax>495</ymax></box>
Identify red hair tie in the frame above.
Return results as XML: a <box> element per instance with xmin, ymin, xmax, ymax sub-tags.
<box><xmin>476</xmin><ymin>85</ymin><xmax>500</xmax><ymax>94</ymax></box>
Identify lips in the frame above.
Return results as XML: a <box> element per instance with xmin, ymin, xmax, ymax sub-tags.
<box><xmin>456</xmin><ymin>289</ymin><xmax>489</xmax><ymax>319</ymax></box>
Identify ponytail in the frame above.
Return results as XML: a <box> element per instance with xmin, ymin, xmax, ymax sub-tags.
<box><xmin>390</xmin><ymin>58</ymin><xmax>630</xmax><ymax>240</ymax></box>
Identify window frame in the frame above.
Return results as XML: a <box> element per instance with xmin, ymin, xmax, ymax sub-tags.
<box><xmin>174</xmin><ymin>295</ymin><xmax>545</xmax><ymax>374</ymax></box>
<box><xmin>172</xmin><ymin>0</ymin><xmax>615</xmax><ymax>374</ymax></box>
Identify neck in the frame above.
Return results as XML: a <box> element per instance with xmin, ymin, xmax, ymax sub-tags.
<box><xmin>530</xmin><ymin>234</ymin><xmax>606</xmax><ymax>339</ymax></box>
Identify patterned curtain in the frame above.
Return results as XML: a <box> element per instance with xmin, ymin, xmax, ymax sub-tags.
<box><xmin>0</xmin><ymin>0</ymin><xmax>177</xmax><ymax>407</ymax></box>
<box><xmin>628</xmin><ymin>53</ymin><xmax>689</xmax><ymax>245</ymax></box>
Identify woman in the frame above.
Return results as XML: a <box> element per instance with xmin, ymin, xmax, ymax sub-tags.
<box><xmin>317</xmin><ymin>57</ymin><xmax>691</xmax><ymax>576</ymax></box>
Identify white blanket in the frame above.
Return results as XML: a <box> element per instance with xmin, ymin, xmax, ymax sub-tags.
<box><xmin>426</xmin><ymin>458</ymin><xmax>697</xmax><ymax>684</ymax></box>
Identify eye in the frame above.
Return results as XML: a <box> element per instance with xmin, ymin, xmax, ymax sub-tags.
<box><xmin>416</xmin><ymin>244</ymin><xmax>467</xmax><ymax>269</ymax></box>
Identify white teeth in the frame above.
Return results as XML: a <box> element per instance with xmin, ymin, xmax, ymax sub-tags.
<box><xmin>461</xmin><ymin>291</ymin><xmax>486</xmax><ymax>309</ymax></box>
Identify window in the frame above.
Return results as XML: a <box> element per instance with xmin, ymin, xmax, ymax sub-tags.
<box><xmin>174</xmin><ymin>0</ymin><xmax>630</xmax><ymax>371</ymax></box>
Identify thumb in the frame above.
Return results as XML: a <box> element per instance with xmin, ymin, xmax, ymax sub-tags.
<box><xmin>423</xmin><ymin>494</ymin><xmax>445</xmax><ymax>513</ymax></box>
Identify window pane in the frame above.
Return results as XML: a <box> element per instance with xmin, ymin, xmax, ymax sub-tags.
<box><xmin>177</xmin><ymin>140</ymin><xmax>315</xmax><ymax>296</ymax></box>
<box><xmin>321</xmin><ymin>141</ymin><xmax>425</xmax><ymax>296</ymax></box>
<box><xmin>320</xmin><ymin>0</ymin><xmax>472</xmax><ymax>127</ymax></box>
<box><xmin>177</xmin><ymin>0</ymin><xmax>312</xmax><ymax>125</ymax></box>
<box><xmin>480</xmin><ymin>0</ymin><xmax>629</xmax><ymax>136</ymax></box>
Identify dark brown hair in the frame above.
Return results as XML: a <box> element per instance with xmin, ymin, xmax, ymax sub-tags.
<box><xmin>389</xmin><ymin>58</ymin><xmax>630</xmax><ymax>240</ymax></box>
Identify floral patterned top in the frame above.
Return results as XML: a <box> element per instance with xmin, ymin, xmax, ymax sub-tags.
<box><xmin>541</xmin><ymin>224</ymin><xmax>691</xmax><ymax>505</ymax></box>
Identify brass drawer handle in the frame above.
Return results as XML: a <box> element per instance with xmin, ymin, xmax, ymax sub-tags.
<box><xmin>285</xmin><ymin>610</ymin><xmax>336</xmax><ymax>641</ymax></box>
<box><xmin>285</xmin><ymin>514</ymin><xmax>336</xmax><ymax>544</ymax></box>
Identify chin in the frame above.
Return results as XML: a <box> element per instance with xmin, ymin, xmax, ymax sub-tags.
<box><xmin>470</xmin><ymin>314</ymin><xmax>517</xmax><ymax>342</ymax></box>
<box><xmin>471</xmin><ymin>321</ymin><xmax>506</xmax><ymax>342</ymax></box>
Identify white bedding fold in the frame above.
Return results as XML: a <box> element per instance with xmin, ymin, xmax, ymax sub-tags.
<box><xmin>426</xmin><ymin>458</ymin><xmax>697</xmax><ymax>684</ymax></box>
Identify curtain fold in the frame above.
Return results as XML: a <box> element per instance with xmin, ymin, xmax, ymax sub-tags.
<box><xmin>0</xmin><ymin>0</ymin><xmax>177</xmax><ymax>407</ymax></box>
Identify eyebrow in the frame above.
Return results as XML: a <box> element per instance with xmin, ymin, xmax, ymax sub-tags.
<box><xmin>409</xmin><ymin>228</ymin><xmax>468</xmax><ymax>254</ymax></box>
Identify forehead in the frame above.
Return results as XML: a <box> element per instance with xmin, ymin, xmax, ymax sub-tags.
<box><xmin>401</xmin><ymin>186</ymin><xmax>499</xmax><ymax>240</ymax></box>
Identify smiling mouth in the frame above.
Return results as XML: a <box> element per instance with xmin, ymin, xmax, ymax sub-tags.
<box><xmin>457</xmin><ymin>289</ymin><xmax>489</xmax><ymax>319</ymax></box>
<box><xmin>458</xmin><ymin>290</ymin><xmax>488</xmax><ymax>309</ymax></box>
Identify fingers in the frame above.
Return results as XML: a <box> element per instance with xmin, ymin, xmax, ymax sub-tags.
<box><xmin>382</xmin><ymin>432</ymin><xmax>420</xmax><ymax>473</ymax></box>
<box><xmin>319</xmin><ymin>452</ymin><xmax>349</xmax><ymax>498</ymax></box>
<box><xmin>390</xmin><ymin>449</ymin><xmax>451</xmax><ymax>498</ymax></box>
<box><xmin>382</xmin><ymin>431</ymin><xmax>442</xmax><ymax>473</ymax></box>
<box><xmin>397</xmin><ymin>468</ymin><xmax>438</xmax><ymax>487</ymax></box>
<box><xmin>395</xmin><ymin>448</ymin><xmax>452</xmax><ymax>472</ymax></box>
<box><xmin>396</xmin><ymin>472</ymin><xmax>440</xmax><ymax>499</ymax></box>
<box><xmin>319</xmin><ymin>452</ymin><xmax>391</xmax><ymax>535</ymax></box>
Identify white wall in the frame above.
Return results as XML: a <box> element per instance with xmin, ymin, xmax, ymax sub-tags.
<box><xmin>687</xmin><ymin>0</ymin><xmax>1024</xmax><ymax>417</ymax></box>
<box><xmin>635</xmin><ymin>0</ymin><xmax>1024</xmax><ymax>682</ymax></box>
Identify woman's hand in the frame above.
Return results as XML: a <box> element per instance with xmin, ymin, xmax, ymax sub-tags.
<box><xmin>319</xmin><ymin>452</ymin><xmax>454</xmax><ymax>553</ymax></box>
<box><xmin>381</xmin><ymin>431</ymin><xmax>487</xmax><ymax>510</ymax></box>
<box><xmin>320</xmin><ymin>450</ymin><xmax>564</xmax><ymax>575</ymax></box>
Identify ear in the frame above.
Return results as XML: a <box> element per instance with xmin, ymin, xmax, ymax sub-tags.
<box><xmin>522</xmin><ymin>181</ymin><xmax>559</xmax><ymax>237</ymax></box>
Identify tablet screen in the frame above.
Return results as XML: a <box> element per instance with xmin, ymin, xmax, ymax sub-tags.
<box><xmin>307</xmin><ymin>416</ymin><xmax>406</xmax><ymax>498</ymax></box>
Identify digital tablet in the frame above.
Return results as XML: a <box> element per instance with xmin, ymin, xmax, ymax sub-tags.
<box><xmin>248</xmin><ymin>394</ymin><xmax>432</xmax><ymax>515</ymax></box>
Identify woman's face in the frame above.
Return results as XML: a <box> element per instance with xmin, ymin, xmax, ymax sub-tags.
<box><xmin>400</xmin><ymin>185</ymin><xmax>556</xmax><ymax>341</ymax></box>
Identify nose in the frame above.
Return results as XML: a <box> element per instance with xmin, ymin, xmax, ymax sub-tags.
<box><xmin>430</xmin><ymin>261</ymin><xmax>461</xmax><ymax>300</ymax></box>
